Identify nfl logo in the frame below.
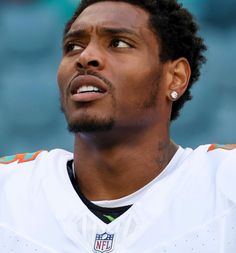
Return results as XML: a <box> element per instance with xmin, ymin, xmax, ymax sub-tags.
<box><xmin>94</xmin><ymin>232</ymin><xmax>115</xmax><ymax>253</ymax></box>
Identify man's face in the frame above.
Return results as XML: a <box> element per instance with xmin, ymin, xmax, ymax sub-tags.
<box><xmin>58</xmin><ymin>1</ymin><xmax>167</xmax><ymax>133</ymax></box>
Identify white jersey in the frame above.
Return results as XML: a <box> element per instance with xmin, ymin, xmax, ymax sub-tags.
<box><xmin>0</xmin><ymin>144</ymin><xmax>236</xmax><ymax>253</ymax></box>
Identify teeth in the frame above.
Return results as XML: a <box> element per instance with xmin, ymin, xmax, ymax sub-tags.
<box><xmin>77</xmin><ymin>86</ymin><xmax>100</xmax><ymax>93</ymax></box>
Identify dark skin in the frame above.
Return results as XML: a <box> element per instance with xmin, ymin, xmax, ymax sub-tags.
<box><xmin>58</xmin><ymin>1</ymin><xmax>191</xmax><ymax>201</ymax></box>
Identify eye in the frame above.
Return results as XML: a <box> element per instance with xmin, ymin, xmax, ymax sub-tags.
<box><xmin>110</xmin><ymin>39</ymin><xmax>131</xmax><ymax>48</ymax></box>
<box><xmin>64</xmin><ymin>43</ymin><xmax>83</xmax><ymax>53</ymax></box>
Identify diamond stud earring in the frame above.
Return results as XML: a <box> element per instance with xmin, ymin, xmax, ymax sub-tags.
<box><xmin>170</xmin><ymin>91</ymin><xmax>178</xmax><ymax>100</ymax></box>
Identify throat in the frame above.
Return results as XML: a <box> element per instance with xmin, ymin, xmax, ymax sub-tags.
<box><xmin>67</xmin><ymin>160</ymin><xmax>131</xmax><ymax>224</ymax></box>
<box><xmin>73</xmin><ymin>136</ymin><xmax>178</xmax><ymax>200</ymax></box>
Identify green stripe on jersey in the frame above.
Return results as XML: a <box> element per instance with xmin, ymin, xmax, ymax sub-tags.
<box><xmin>103</xmin><ymin>214</ymin><xmax>116</xmax><ymax>222</ymax></box>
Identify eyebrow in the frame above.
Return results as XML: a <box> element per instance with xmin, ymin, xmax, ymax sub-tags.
<box><xmin>63</xmin><ymin>30</ymin><xmax>87</xmax><ymax>42</ymax></box>
<box><xmin>63</xmin><ymin>27</ymin><xmax>140</xmax><ymax>42</ymax></box>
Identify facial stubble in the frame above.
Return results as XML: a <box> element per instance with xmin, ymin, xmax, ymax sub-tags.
<box><xmin>61</xmin><ymin>68</ymin><xmax>162</xmax><ymax>134</ymax></box>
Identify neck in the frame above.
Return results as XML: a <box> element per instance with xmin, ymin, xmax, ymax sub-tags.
<box><xmin>73</xmin><ymin>126</ymin><xmax>178</xmax><ymax>201</ymax></box>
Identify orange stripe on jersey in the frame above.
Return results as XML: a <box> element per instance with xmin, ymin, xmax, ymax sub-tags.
<box><xmin>18</xmin><ymin>150</ymin><xmax>43</xmax><ymax>163</ymax></box>
<box><xmin>0</xmin><ymin>150</ymin><xmax>43</xmax><ymax>164</ymax></box>
<box><xmin>208</xmin><ymin>144</ymin><xmax>236</xmax><ymax>152</ymax></box>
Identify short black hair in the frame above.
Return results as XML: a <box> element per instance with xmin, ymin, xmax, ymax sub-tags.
<box><xmin>64</xmin><ymin>0</ymin><xmax>207</xmax><ymax>121</ymax></box>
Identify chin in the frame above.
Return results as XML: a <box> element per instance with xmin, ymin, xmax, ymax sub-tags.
<box><xmin>67</xmin><ymin>117</ymin><xmax>115</xmax><ymax>133</ymax></box>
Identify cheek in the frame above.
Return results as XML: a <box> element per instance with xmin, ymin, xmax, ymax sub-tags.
<box><xmin>57</xmin><ymin>60</ymin><xmax>74</xmax><ymax>97</ymax></box>
<box><xmin>58</xmin><ymin>58</ymin><xmax>74</xmax><ymax>81</ymax></box>
<box><xmin>118</xmin><ymin>66</ymin><xmax>156</xmax><ymax>93</ymax></box>
<box><xmin>114</xmin><ymin>74</ymin><xmax>148</xmax><ymax>109</ymax></box>
<box><xmin>57</xmin><ymin>62</ymin><xmax>65</xmax><ymax>91</ymax></box>
<box><xmin>113</xmin><ymin>65</ymin><xmax>161</xmax><ymax>112</ymax></box>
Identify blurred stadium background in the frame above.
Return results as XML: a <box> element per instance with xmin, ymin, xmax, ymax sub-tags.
<box><xmin>0</xmin><ymin>0</ymin><xmax>236</xmax><ymax>156</ymax></box>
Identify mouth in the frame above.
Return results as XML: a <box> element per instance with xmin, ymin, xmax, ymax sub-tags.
<box><xmin>70</xmin><ymin>75</ymin><xmax>108</xmax><ymax>102</ymax></box>
<box><xmin>76</xmin><ymin>85</ymin><xmax>104</xmax><ymax>93</ymax></box>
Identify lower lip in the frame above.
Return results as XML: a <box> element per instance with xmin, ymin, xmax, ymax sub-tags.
<box><xmin>71</xmin><ymin>92</ymin><xmax>107</xmax><ymax>102</ymax></box>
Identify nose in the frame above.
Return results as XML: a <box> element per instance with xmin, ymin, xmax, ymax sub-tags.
<box><xmin>75</xmin><ymin>43</ymin><xmax>104</xmax><ymax>71</ymax></box>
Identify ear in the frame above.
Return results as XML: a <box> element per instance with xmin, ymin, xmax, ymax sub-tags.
<box><xmin>165</xmin><ymin>58</ymin><xmax>191</xmax><ymax>102</ymax></box>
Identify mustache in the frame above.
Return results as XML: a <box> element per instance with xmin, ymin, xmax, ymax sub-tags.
<box><xmin>75</xmin><ymin>70</ymin><xmax>113</xmax><ymax>89</ymax></box>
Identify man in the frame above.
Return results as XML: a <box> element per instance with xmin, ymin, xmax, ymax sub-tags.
<box><xmin>0</xmin><ymin>0</ymin><xmax>235</xmax><ymax>253</ymax></box>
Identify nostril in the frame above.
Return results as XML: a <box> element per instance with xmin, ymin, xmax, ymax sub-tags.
<box><xmin>76</xmin><ymin>60</ymin><xmax>100</xmax><ymax>69</ymax></box>
<box><xmin>77</xmin><ymin>62</ymin><xmax>84</xmax><ymax>69</ymax></box>
<box><xmin>88</xmin><ymin>60</ymin><xmax>99</xmax><ymax>67</ymax></box>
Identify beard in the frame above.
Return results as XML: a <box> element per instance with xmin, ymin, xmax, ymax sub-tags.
<box><xmin>60</xmin><ymin>104</ymin><xmax>114</xmax><ymax>134</ymax></box>
<box><xmin>60</xmin><ymin>98</ymin><xmax>115</xmax><ymax>134</ymax></box>
<box><xmin>60</xmin><ymin>83</ymin><xmax>159</xmax><ymax>134</ymax></box>
<box><xmin>67</xmin><ymin>115</ymin><xmax>115</xmax><ymax>133</ymax></box>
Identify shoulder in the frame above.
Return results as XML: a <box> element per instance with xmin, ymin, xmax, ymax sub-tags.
<box><xmin>0</xmin><ymin>150</ymin><xmax>47</xmax><ymax>181</ymax></box>
<box><xmin>192</xmin><ymin>143</ymin><xmax>236</xmax><ymax>157</ymax></box>
<box><xmin>0</xmin><ymin>149</ymin><xmax>73</xmax><ymax>217</ymax></box>
<box><xmin>0</xmin><ymin>148</ymin><xmax>73</xmax><ymax>165</ymax></box>
<box><xmin>0</xmin><ymin>149</ymin><xmax>73</xmax><ymax>221</ymax></box>
<box><xmin>179</xmin><ymin>144</ymin><xmax>236</xmax><ymax>173</ymax></box>
<box><xmin>0</xmin><ymin>149</ymin><xmax>73</xmax><ymax>182</ymax></box>
<box><xmin>0</xmin><ymin>150</ymin><xmax>45</xmax><ymax>165</ymax></box>
<box><xmin>185</xmin><ymin>143</ymin><xmax>236</xmax><ymax>168</ymax></box>
<box><xmin>192</xmin><ymin>144</ymin><xmax>236</xmax><ymax>204</ymax></box>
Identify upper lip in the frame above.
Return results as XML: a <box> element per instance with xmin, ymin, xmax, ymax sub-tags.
<box><xmin>69</xmin><ymin>75</ymin><xmax>108</xmax><ymax>95</ymax></box>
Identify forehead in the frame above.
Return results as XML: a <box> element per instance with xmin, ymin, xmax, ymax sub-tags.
<box><xmin>70</xmin><ymin>1</ymin><xmax>150</xmax><ymax>33</ymax></box>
